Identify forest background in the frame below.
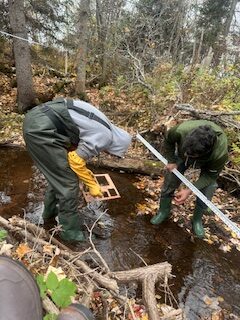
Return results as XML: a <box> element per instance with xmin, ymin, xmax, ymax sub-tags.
<box><xmin>1</xmin><ymin>0</ymin><xmax>240</xmax><ymax>168</ymax></box>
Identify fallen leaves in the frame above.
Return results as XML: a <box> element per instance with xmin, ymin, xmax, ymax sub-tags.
<box><xmin>0</xmin><ymin>241</ymin><xmax>13</xmax><ymax>255</ymax></box>
<box><xmin>45</xmin><ymin>266</ymin><xmax>66</xmax><ymax>282</ymax></box>
<box><xmin>133</xmin><ymin>175</ymin><xmax>240</xmax><ymax>252</ymax></box>
<box><xmin>136</xmin><ymin>201</ymin><xmax>158</xmax><ymax>215</ymax></box>
<box><xmin>218</xmin><ymin>244</ymin><xmax>231</xmax><ymax>253</ymax></box>
<box><xmin>16</xmin><ymin>243</ymin><xmax>32</xmax><ymax>259</ymax></box>
<box><xmin>91</xmin><ymin>295</ymin><xmax>150</xmax><ymax>320</ymax></box>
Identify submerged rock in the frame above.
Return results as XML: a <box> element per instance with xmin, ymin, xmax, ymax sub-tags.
<box><xmin>80</xmin><ymin>201</ymin><xmax>114</xmax><ymax>239</ymax></box>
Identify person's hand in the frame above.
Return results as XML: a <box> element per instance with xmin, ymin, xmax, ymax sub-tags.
<box><xmin>174</xmin><ymin>189</ymin><xmax>192</xmax><ymax>205</ymax></box>
<box><xmin>166</xmin><ymin>163</ymin><xmax>177</xmax><ymax>172</ymax></box>
<box><xmin>89</xmin><ymin>185</ymin><xmax>103</xmax><ymax>197</ymax></box>
<box><xmin>68</xmin><ymin>151</ymin><xmax>103</xmax><ymax>197</ymax></box>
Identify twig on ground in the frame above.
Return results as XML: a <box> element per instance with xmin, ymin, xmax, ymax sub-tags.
<box><xmin>85</xmin><ymin>209</ymin><xmax>111</xmax><ymax>273</ymax></box>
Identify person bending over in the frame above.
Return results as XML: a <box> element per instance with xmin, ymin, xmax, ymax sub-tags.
<box><xmin>23</xmin><ymin>97</ymin><xmax>132</xmax><ymax>243</ymax></box>
<box><xmin>151</xmin><ymin>120</ymin><xmax>228</xmax><ymax>238</ymax></box>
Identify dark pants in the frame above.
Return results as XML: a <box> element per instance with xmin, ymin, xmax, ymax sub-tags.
<box><xmin>23</xmin><ymin>105</ymin><xmax>82</xmax><ymax>236</ymax></box>
<box><xmin>161</xmin><ymin>161</ymin><xmax>217</xmax><ymax>210</ymax></box>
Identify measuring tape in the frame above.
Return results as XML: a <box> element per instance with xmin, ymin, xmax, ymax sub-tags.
<box><xmin>0</xmin><ymin>30</ymin><xmax>45</xmax><ymax>47</ymax></box>
<box><xmin>136</xmin><ymin>133</ymin><xmax>240</xmax><ymax>238</ymax></box>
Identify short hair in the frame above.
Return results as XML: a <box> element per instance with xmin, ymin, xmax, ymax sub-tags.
<box><xmin>182</xmin><ymin>125</ymin><xmax>216</xmax><ymax>157</ymax></box>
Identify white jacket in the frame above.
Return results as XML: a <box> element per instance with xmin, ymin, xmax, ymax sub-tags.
<box><xmin>69</xmin><ymin>100</ymin><xmax>132</xmax><ymax>160</ymax></box>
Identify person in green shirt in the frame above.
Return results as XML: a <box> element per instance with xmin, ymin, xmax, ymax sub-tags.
<box><xmin>151</xmin><ymin>120</ymin><xmax>228</xmax><ymax>238</ymax></box>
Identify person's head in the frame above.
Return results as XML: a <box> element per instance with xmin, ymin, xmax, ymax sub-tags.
<box><xmin>182</xmin><ymin>125</ymin><xmax>216</xmax><ymax>158</ymax></box>
<box><xmin>105</xmin><ymin>125</ymin><xmax>132</xmax><ymax>158</ymax></box>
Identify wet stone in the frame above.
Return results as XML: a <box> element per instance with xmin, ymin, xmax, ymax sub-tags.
<box><xmin>80</xmin><ymin>201</ymin><xmax>114</xmax><ymax>239</ymax></box>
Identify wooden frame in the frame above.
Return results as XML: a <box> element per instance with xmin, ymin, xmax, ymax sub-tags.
<box><xmin>81</xmin><ymin>173</ymin><xmax>121</xmax><ymax>202</ymax></box>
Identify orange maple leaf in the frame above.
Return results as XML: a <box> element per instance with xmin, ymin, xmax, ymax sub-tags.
<box><xmin>16</xmin><ymin>243</ymin><xmax>32</xmax><ymax>259</ymax></box>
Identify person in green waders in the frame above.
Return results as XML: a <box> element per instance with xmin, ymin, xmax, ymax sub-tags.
<box><xmin>150</xmin><ymin>120</ymin><xmax>228</xmax><ymax>238</ymax></box>
<box><xmin>23</xmin><ymin>98</ymin><xmax>132</xmax><ymax>243</ymax></box>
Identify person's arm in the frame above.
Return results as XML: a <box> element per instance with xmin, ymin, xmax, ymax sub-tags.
<box><xmin>163</xmin><ymin>126</ymin><xmax>181</xmax><ymax>163</ymax></box>
<box><xmin>68</xmin><ymin>151</ymin><xmax>103</xmax><ymax>197</ymax></box>
<box><xmin>174</xmin><ymin>154</ymin><xmax>228</xmax><ymax>205</ymax></box>
<box><xmin>194</xmin><ymin>154</ymin><xmax>228</xmax><ymax>190</ymax></box>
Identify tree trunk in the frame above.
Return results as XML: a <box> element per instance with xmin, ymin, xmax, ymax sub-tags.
<box><xmin>191</xmin><ymin>29</ymin><xmax>204</xmax><ymax>68</ymax></box>
<box><xmin>222</xmin><ymin>0</ymin><xmax>238</xmax><ymax>65</ymax></box>
<box><xmin>224</xmin><ymin>0</ymin><xmax>238</xmax><ymax>37</ymax></box>
<box><xmin>96</xmin><ymin>0</ymin><xmax>108</xmax><ymax>87</ymax></box>
<box><xmin>75</xmin><ymin>0</ymin><xmax>90</xmax><ymax>96</ymax></box>
<box><xmin>201</xmin><ymin>46</ymin><xmax>213</xmax><ymax>69</ymax></box>
<box><xmin>170</xmin><ymin>0</ymin><xmax>186</xmax><ymax>63</ymax></box>
<box><xmin>213</xmin><ymin>0</ymin><xmax>238</xmax><ymax>66</ymax></box>
<box><xmin>8</xmin><ymin>0</ymin><xmax>36</xmax><ymax>113</ymax></box>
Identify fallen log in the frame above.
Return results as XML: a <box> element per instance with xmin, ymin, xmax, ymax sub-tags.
<box><xmin>175</xmin><ymin>104</ymin><xmax>240</xmax><ymax>129</ymax></box>
<box><xmin>112</xmin><ymin>264</ymin><xmax>172</xmax><ymax>320</ymax></box>
<box><xmin>0</xmin><ymin>142</ymin><xmax>163</xmax><ymax>177</ymax></box>
<box><xmin>0</xmin><ymin>215</ymin><xmax>119</xmax><ymax>293</ymax></box>
<box><xmin>42</xmin><ymin>297</ymin><xmax>59</xmax><ymax>315</ymax></box>
<box><xmin>112</xmin><ymin>263</ymin><xmax>171</xmax><ymax>282</ymax></box>
<box><xmin>89</xmin><ymin>156</ymin><xmax>164</xmax><ymax>176</ymax></box>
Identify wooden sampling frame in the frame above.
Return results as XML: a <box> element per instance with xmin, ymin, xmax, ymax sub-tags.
<box><xmin>81</xmin><ymin>173</ymin><xmax>121</xmax><ymax>202</ymax></box>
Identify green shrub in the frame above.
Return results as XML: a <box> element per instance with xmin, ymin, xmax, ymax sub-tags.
<box><xmin>36</xmin><ymin>271</ymin><xmax>77</xmax><ymax>308</ymax></box>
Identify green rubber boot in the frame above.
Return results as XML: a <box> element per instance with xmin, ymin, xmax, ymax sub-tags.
<box><xmin>59</xmin><ymin>211</ymin><xmax>87</xmax><ymax>243</ymax></box>
<box><xmin>150</xmin><ymin>198</ymin><xmax>172</xmax><ymax>225</ymax></box>
<box><xmin>42</xmin><ymin>187</ymin><xmax>59</xmax><ymax>222</ymax></box>
<box><xmin>60</xmin><ymin>230</ymin><xmax>86</xmax><ymax>243</ymax></box>
<box><xmin>192</xmin><ymin>206</ymin><xmax>205</xmax><ymax>238</ymax></box>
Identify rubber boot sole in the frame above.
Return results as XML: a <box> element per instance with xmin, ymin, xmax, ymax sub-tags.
<box><xmin>57</xmin><ymin>303</ymin><xmax>95</xmax><ymax>320</ymax></box>
<box><xmin>0</xmin><ymin>255</ymin><xmax>42</xmax><ymax>320</ymax></box>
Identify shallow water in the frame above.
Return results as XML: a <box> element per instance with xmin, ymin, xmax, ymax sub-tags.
<box><xmin>0</xmin><ymin>147</ymin><xmax>240</xmax><ymax>319</ymax></box>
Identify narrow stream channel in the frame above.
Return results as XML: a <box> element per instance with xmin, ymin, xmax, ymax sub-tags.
<box><xmin>0</xmin><ymin>147</ymin><xmax>239</xmax><ymax>319</ymax></box>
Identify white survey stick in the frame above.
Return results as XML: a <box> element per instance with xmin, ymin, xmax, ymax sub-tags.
<box><xmin>136</xmin><ymin>133</ymin><xmax>240</xmax><ymax>238</ymax></box>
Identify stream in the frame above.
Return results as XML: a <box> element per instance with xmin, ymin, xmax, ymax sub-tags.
<box><xmin>0</xmin><ymin>147</ymin><xmax>240</xmax><ymax>319</ymax></box>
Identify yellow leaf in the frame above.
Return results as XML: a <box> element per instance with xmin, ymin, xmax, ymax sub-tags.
<box><xmin>219</xmin><ymin>244</ymin><xmax>231</xmax><ymax>253</ymax></box>
<box><xmin>45</xmin><ymin>266</ymin><xmax>66</xmax><ymax>281</ymax></box>
<box><xmin>203</xmin><ymin>295</ymin><xmax>213</xmax><ymax>305</ymax></box>
<box><xmin>136</xmin><ymin>203</ymin><xmax>147</xmax><ymax>211</ymax></box>
<box><xmin>231</xmin><ymin>232</ymin><xmax>237</xmax><ymax>238</ymax></box>
<box><xmin>217</xmin><ymin>296</ymin><xmax>224</xmax><ymax>302</ymax></box>
<box><xmin>207</xmin><ymin>239</ymin><xmax>214</xmax><ymax>245</ymax></box>
<box><xmin>43</xmin><ymin>244</ymin><xmax>54</xmax><ymax>255</ymax></box>
<box><xmin>16</xmin><ymin>243</ymin><xmax>32</xmax><ymax>259</ymax></box>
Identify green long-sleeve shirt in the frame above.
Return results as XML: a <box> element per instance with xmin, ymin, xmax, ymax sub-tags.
<box><xmin>164</xmin><ymin>120</ymin><xmax>228</xmax><ymax>190</ymax></box>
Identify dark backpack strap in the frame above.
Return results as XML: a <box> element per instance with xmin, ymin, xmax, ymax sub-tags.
<box><xmin>39</xmin><ymin>104</ymin><xmax>69</xmax><ymax>137</ymax></box>
<box><xmin>66</xmin><ymin>99</ymin><xmax>111</xmax><ymax>131</ymax></box>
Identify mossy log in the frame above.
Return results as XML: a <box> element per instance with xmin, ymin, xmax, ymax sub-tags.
<box><xmin>89</xmin><ymin>156</ymin><xmax>164</xmax><ymax>177</ymax></box>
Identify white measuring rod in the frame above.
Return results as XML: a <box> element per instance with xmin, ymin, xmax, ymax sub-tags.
<box><xmin>136</xmin><ymin>133</ymin><xmax>240</xmax><ymax>238</ymax></box>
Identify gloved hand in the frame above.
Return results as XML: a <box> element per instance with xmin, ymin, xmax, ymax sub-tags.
<box><xmin>68</xmin><ymin>151</ymin><xmax>103</xmax><ymax>197</ymax></box>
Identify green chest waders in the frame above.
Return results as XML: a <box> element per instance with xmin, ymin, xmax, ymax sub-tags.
<box><xmin>23</xmin><ymin>100</ymin><xmax>84</xmax><ymax>242</ymax></box>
